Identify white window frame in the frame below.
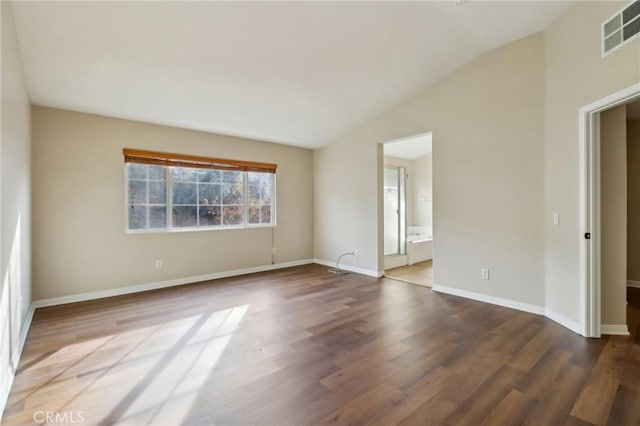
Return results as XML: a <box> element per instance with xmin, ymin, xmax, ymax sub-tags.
<box><xmin>124</xmin><ymin>164</ymin><xmax>277</xmax><ymax>234</ymax></box>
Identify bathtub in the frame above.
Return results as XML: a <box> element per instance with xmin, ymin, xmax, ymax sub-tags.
<box><xmin>406</xmin><ymin>234</ymin><xmax>432</xmax><ymax>265</ymax></box>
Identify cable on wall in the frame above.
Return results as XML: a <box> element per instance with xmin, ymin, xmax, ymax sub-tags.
<box><xmin>328</xmin><ymin>251</ymin><xmax>356</xmax><ymax>275</ymax></box>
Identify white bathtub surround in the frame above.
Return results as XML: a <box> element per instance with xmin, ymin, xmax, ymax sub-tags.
<box><xmin>406</xmin><ymin>225</ymin><xmax>433</xmax><ymax>265</ymax></box>
<box><xmin>408</xmin><ymin>225</ymin><xmax>432</xmax><ymax>239</ymax></box>
<box><xmin>407</xmin><ymin>237</ymin><xmax>433</xmax><ymax>265</ymax></box>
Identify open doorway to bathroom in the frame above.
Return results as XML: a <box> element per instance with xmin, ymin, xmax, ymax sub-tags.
<box><xmin>382</xmin><ymin>133</ymin><xmax>433</xmax><ymax>287</ymax></box>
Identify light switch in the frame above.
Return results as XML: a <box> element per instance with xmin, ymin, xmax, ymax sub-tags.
<box><xmin>553</xmin><ymin>212</ymin><xmax>559</xmax><ymax>225</ymax></box>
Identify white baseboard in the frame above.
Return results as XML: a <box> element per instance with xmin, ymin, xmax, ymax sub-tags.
<box><xmin>627</xmin><ymin>280</ymin><xmax>640</xmax><ymax>288</ymax></box>
<box><xmin>0</xmin><ymin>303</ymin><xmax>36</xmax><ymax>423</ymax></box>
<box><xmin>544</xmin><ymin>308</ymin><xmax>583</xmax><ymax>336</ymax></box>
<box><xmin>431</xmin><ymin>283</ymin><xmax>545</xmax><ymax>316</ymax></box>
<box><xmin>314</xmin><ymin>259</ymin><xmax>383</xmax><ymax>278</ymax></box>
<box><xmin>601</xmin><ymin>324</ymin><xmax>630</xmax><ymax>336</ymax></box>
<box><xmin>33</xmin><ymin>259</ymin><xmax>315</xmax><ymax>308</ymax></box>
<box><xmin>431</xmin><ymin>283</ymin><xmax>587</xmax><ymax>336</ymax></box>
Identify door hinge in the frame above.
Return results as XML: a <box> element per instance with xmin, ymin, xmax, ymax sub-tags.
<box><xmin>585</xmin><ymin>232</ymin><xmax>591</xmax><ymax>240</ymax></box>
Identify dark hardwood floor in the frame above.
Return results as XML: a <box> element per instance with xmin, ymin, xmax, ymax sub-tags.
<box><xmin>3</xmin><ymin>264</ymin><xmax>640</xmax><ymax>425</ymax></box>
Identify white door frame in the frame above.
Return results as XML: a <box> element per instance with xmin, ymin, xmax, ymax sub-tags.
<box><xmin>579</xmin><ymin>83</ymin><xmax>640</xmax><ymax>337</ymax></box>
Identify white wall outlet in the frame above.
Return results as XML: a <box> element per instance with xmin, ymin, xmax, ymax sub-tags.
<box><xmin>353</xmin><ymin>249</ymin><xmax>359</xmax><ymax>257</ymax></box>
<box><xmin>481</xmin><ymin>268</ymin><xmax>490</xmax><ymax>280</ymax></box>
<box><xmin>155</xmin><ymin>259</ymin><xmax>163</xmax><ymax>269</ymax></box>
<box><xmin>272</xmin><ymin>247</ymin><xmax>276</xmax><ymax>255</ymax></box>
<box><xmin>553</xmin><ymin>212</ymin><xmax>559</xmax><ymax>225</ymax></box>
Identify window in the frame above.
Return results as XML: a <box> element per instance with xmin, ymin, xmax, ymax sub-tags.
<box><xmin>124</xmin><ymin>149</ymin><xmax>276</xmax><ymax>232</ymax></box>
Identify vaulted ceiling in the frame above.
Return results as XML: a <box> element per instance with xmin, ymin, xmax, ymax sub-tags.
<box><xmin>11</xmin><ymin>1</ymin><xmax>573</xmax><ymax>148</ymax></box>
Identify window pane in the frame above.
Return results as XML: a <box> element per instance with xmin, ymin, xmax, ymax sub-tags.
<box><xmin>247</xmin><ymin>172</ymin><xmax>261</xmax><ymax>185</ymax></box>
<box><xmin>222</xmin><ymin>171</ymin><xmax>242</xmax><ymax>184</ymax></box>
<box><xmin>248</xmin><ymin>186</ymin><xmax>261</xmax><ymax>204</ymax></box>
<box><xmin>222</xmin><ymin>206</ymin><xmax>243</xmax><ymax>225</ymax></box>
<box><xmin>200</xmin><ymin>206</ymin><xmax>221</xmax><ymax>226</ymax></box>
<box><xmin>148</xmin><ymin>165</ymin><xmax>165</xmax><ymax>180</ymax></box>
<box><xmin>128</xmin><ymin>163</ymin><xmax>147</xmax><ymax>179</ymax></box>
<box><xmin>199</xmin><ymin>184</ymin><xmax>221</xmax><ymax>205</ymax></box>
<box><xmin>261</xmin><ymin>186</ymin><xmax>272</xmax><ymax>204</ymax></box>
<box><xmin>173</xmin><ymin>182</ymin><xmax>197</xmax><ymax>204</ymax></box>
<box><xmin>149</xmin><ymin>206</ymin><xmax>167</xmax><ymax>229</ymax></box>
<box><xmin>248</xmin><ymin>205</ymin><xmax>260</xmax><ymax>224</ymax></box>
<box><xmin>198</xmin><ymin>169</ymin><xmax>221</xmax><ymax>183</ymax></box>
<box><xmin>261</xmin><ymin>205</ymin><xmax>271</xmax><ymax>224</ymax></box>
<box><xmin>149</xmin><ymin>182</ymin><xmax>166</xmax><ymax>204</ymax></box>
<box><xmin>172</xmin><ymin>167</ymin><xmax>198</xmax><ymax>182</ymax></box>
<box><xmin>128</xmin><ymin>180</ymin><xmax>147</xmax><ymax>204</ymax></box>
<box><xmin>128</xmin><ymin>205</ymin><xmax>147</xmax><ymax>229</ymax></box>
<box><xmin>222</xmin><ymin>185</ymin><xmax>243</xmax><ymax>204</ymax></box>
<box><xmin>261</xmin><ymin>173</ymin><xmax>273</xmax><ymax>185</ymax></box>
<box><xmin>172</xmin><ymin>206</ymin><xmax>197</xmax><ymax>227</ymax></box>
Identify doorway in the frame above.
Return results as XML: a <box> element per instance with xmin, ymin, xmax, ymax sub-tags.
<box><xmin>381</xmin><ymin>133</ymin><xmax>433</xmax><ymax>287</ymax></box>
<box><xmin>579</xmin><ymin>83</ymin><xmax>640</xmax><ymax>337</ymax></box>
<box><xmin>624</xmin><ymin>100</ymin><xmax>640</xmax><ymax>340</ymax></box>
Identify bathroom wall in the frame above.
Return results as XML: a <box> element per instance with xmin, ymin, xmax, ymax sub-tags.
<box><xmin>412</xmin><ymin>154</ymin><xmax>433</xmax><ymax>232</ymax></box>
<box><xmin>383</xmin><ymin>155</ymin><xmax>413</xmax><ymax>226</ymax></box>
<box><xmin>383</xmin><ymin>154</ymin><xmax>434</xmax><ymax>235</ymax></box>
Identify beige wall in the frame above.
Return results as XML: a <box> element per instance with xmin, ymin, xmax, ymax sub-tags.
<box><xmin>412</xmin><ymin>154</ymin><xmax>432</xmax><ymax>228</ymax></box>
<box><xmin>600</xmin><ymin>105</ymin><xmax>627</xmax><ymax>326</ymax></box>
<box><xmin>629</xmin><ymin>119</ymin><xmax>640</xmax><ymax>283</ymax></box>
<box><xmin>543</xmin><ymin>1</ymin><xmax>640</xmax><ymax>324</ymax></box>
<box><xmin>31</xmin><ymin>107</ymin><xmax>314</xmax><ymax>300</ymax></box>
<box><xmin>315</xmin><ymin>33</ymin><xmax>546</xmax><ymax>306</ymax></box>
<box><xmin>1</xmin><ymin>1</ymin><xmax>32</xmax><ymax>403</ymax></box>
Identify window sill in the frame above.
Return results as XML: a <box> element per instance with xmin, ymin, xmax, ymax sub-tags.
<box><xmin>126</xmin><ymin>223</ymin><xmax>276</xmax><ymax>235</ymax></box>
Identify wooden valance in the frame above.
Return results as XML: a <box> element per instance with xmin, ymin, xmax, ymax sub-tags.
<box><xmin>123</xmin><ymin>148</ymin><xmax>277</xmax><ymax>173</ymax></box>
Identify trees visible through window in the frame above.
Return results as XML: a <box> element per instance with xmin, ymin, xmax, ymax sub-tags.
<box><xmin>124</xmin><ymin>149</ymin><xmax>276</xmax><ymax>232</ymax></box>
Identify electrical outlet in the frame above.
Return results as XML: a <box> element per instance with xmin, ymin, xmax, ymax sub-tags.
<box><xmin>481</xmin><ymin>268</ymin><xmax>490</xmax><ymax>280</ymax></box>
<box><xmin>155</xmin><ymin>259</ymin><xmax>163</xmax><ymax>269</ymax></box>
<box><xmin>272</xmin><ymin>247</ymin><xmax>276</xmax><ymax>255</ymax></box>
<box><xmin>353</xmin><ymin>249</ymin><xmax>359</xmax><ymax>257</ymax></box>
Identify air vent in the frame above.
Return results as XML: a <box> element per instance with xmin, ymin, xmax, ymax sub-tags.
<box><xmin>603</xmin><ymin>0</ymin><xmax>640</xmax><ymax>55</ymax></box>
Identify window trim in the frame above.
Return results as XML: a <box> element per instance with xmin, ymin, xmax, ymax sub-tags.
<box><xmin>124</xmin><ymin>160</ymin><xmax>277</xmax><ymax>234</ymax></box>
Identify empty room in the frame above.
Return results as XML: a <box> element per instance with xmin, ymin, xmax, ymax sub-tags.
<box><xmin>1</xmin><ymin>0</ymin><xmax>639</xmax><ymax>425</ymax></box>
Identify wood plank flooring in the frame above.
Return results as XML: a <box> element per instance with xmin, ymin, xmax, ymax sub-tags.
<box><xmin>3</xmin><ymin>264</ymin><xmax>640</xmax><ymax>425</ymax></box>
<box><xmin>384</xmin><ymin>260</ymin><xmax>433</xmax><ymax>287</ymax></box>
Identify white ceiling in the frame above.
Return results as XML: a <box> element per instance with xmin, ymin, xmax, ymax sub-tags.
<box><xmin>384</xmin><ymin>133</ymin><xmax>432</xmax><ymax>160</ymax></box>
<box><xmin>11</xmin><ymin>1</ymin><xmax>573</xmax><ymax>149</ymax></box>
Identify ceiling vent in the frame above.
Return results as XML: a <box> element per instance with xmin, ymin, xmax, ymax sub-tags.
<box><xmin>603</xmin><ymin>0</ymin><xmax>640</xmax><ymax>55</ymax></box>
